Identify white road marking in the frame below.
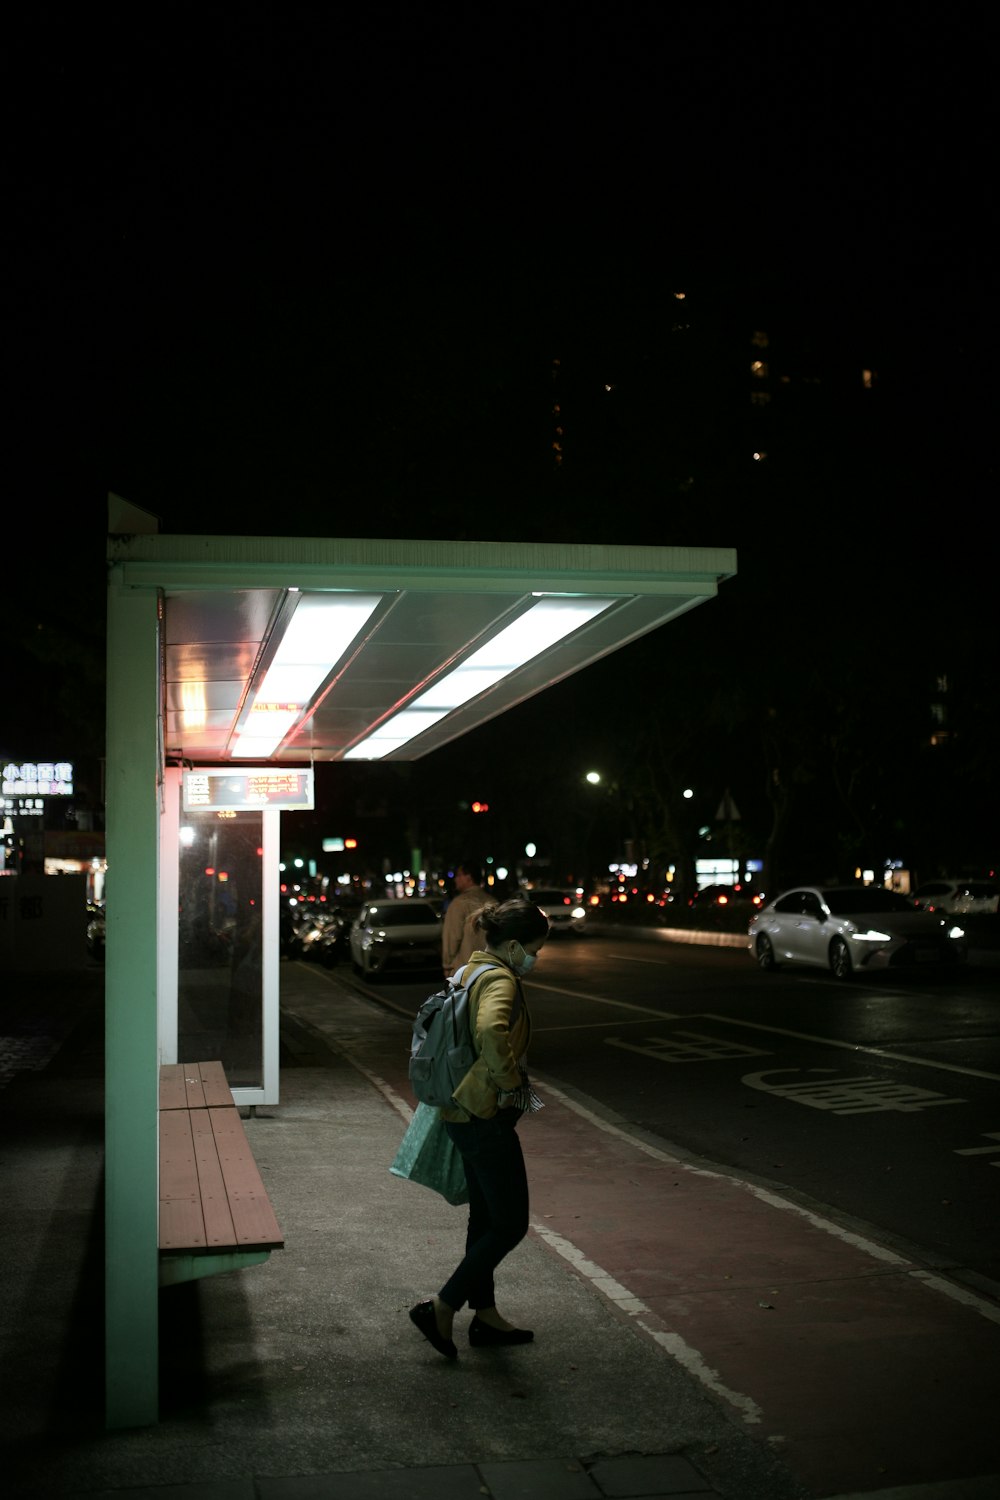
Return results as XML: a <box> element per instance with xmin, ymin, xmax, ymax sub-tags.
<box><xmin>741</xmin><ymin>1067</ymin><xmax>965</xmax><ymax>1114</ymax></box>
<box><xmin>608</xmin><ymin>1032</ymin><xmax>771</xmax><ymax>1062</ymax></box>
<box><xmin>530</xmin><ymin>981</ymin><xmax>676</xmax><ymax>1018</ymax></box>
<box><xmin>533</xmin><ymin>1018</ymin><xmax>668</xmax><ymax>1033</ymax></box>
<box><xmin>955</xmin><ymin>1130</ymin><xmax>1000</xmax><ymax>1158</ymax></box>
<box><xmin>530</xmin><ymin>1219</ymin><xmax>764</xmax><ymax>1425</ymax></box>
<box><xmin>702</xmin><ymin>1013</ymin><xmax>1000</xmax><ymax>1084</ymax></box>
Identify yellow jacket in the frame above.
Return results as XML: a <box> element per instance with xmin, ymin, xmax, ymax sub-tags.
<box><xmin>441</xmin><ymin>951</ymin><xmax>532</xmax><ymax>1122</ymax></box>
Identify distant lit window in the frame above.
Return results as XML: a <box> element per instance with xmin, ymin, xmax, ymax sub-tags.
<box><xmin>750</xmin><ymin>391</ymin><xmax>771</xmax><ymax>406</ymax></box>
<box><xmin>751</xmin><ymin>330</ymin><xmax>769</xmax><ymax>347</ymax></box>
<box><xmin>862</xmin><ymin>369</ymin><xmax>876</xmax><ymax>388</ymax></box>
<box><xmin>751</xmin><ymin>360</ymin><xmax>768</xmax><ymax>378</ymax></box>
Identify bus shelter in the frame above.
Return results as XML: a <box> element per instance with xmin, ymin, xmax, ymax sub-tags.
<box><xmin>104</xmin><ymin>512</ymin><xmax>736</xmax><ymax>1426</ymax></box>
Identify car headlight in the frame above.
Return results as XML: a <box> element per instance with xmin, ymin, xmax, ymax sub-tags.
<box><xmin>947</xmin><ymin>924</ymin><xmax>965</xmax><ymax>940</ymax></box>
<box><xmin>852</xmin><ymin>928</ymin><xmax>893</xmax><ymax>943</ymax></box>
<box><xmin>571</xmin><ymin>906</ymin><xmax>586</xmax><ymax>919</ymax></box>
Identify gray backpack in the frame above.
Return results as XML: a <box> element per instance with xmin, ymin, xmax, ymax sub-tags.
<box><xmin>408</xmin><ymin>962</ymin><xmax>497</xmax><ymax>1109</ymax></box>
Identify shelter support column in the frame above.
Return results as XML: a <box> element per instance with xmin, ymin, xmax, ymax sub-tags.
<box><xmin>105</xmin><ymin>573</ymin><xmax>161</xmax><ymax>1427</ymax></box>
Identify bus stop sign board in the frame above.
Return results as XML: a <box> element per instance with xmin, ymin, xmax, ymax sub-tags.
<box><xmin>182</xmin><ymin>768</ymin><xmax>315</xmax><ymax>812</ymax></box>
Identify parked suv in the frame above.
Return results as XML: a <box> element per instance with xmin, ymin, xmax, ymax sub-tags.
<box><xmin>912</xmin><ymin>879</ymin><xmax>999</xmax><ymax>915</ymax></box>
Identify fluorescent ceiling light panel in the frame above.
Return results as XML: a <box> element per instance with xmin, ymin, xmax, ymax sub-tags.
<box><xmin>416</xmin><ymin>666</ymin><xmax>509</xmax><ymax>709</ymax></box>
<box><xmin>466</xmin><ymin>597</ymin><xmax>612</xmax><ymax>669</ymax></box>
<box><xmin>279</xmin><ymin>594</ymin><xmax>383</xmax><ymax>664</ymax></box>
<box><xmin>238</xmin><ymin>592</ymin><xmax>383</xmax><ymax>757</ymax></box>
<box><xmin>254</xmin><ymin>594</ymin><xmax>382</xmax><ymax>706</ymax></box>
<box><xmin>346</xmin><ymin>595</ymin><xmax>615</xmax><ymax>759</ymax></box>
<box><xmin>231</xmin><ymin>706</ymin><xmax>300</xmax><ymax>758</ymax></box>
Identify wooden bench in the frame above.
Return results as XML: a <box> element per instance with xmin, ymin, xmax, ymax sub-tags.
<box><xmin>158</xmin><ymin>1060</ymin><xmax>284</xmax><ymax>1287</ymax></box>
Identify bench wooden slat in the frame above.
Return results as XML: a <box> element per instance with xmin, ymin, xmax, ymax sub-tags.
<box><xmin>159</xmin><ymin>1108</ymin><xmax>214</xmax><ymax>1249</ymax></box>
<box><xmin>192</xmin><ymin>1109</ymin><xmax>243</xmax><ymax>1247</ymax></box>
<box><xmin>207</xmin><ymin>1107</ymin><xmax>284</xmax><ymax>1247</ymax></box>
<box><xmin>160</xmin><ymin>1060</ymin><xmax>232</xmax><ymax>1111</ymax></box>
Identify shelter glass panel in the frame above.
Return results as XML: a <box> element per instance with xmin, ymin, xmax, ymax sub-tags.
<box><xmin>177</xmin><ymin>808</ymin><xmax>264</xmax><ymax>1088</ymax></box>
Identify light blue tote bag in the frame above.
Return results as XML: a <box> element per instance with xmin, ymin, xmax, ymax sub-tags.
<box><xmin>390</xmin><ymin>1101</ymin><xmax>469</xmax><ymax>1205</ymax></box>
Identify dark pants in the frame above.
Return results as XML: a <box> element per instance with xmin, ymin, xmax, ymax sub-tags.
<box><xmin>439</xmin><ymin>1110</ymin><xmax>529</xmax><ymax>1312</ymax></box>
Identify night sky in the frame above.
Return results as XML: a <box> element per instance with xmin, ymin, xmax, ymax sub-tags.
<box><xmin>4</xmin><ymin>5</ymin><xmax>995</xmax><ymax>878</ymax></box>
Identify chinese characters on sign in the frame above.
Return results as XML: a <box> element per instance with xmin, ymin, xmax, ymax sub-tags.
<box><xmin>2</xmin><ymin>762</ymin><xmax>74</xmax><ymax>797</ymax></box>
<box><xmin>182</xmin><ymin>768</ymin><xmax>315</xmax><ymax>812</ymax></box>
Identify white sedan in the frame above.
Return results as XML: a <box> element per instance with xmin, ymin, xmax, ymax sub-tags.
<box><xmin>748</xmin><ymin>884</ymin><xmax>967</xmax><ymax>980</ymax></box>
<box><xmin>349</xmin><ymin>898</ymin><xmax>442</xmax><ymax>979</ymax></box>
<box><xmin>523</xmin><ymin>887</ymin><xmax>589</xmax><ymax>936</ymax></box>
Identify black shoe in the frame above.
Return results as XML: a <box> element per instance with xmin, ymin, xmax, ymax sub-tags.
<box><xmin>468</xmin><ymin>1315</ymin><xmax>534</xmax><ymax>1346</ymax></box>
<box><xmin>409</xmin><ymin>1300</ymin><xmax>458</xmax><ymax>1359</ymax></box>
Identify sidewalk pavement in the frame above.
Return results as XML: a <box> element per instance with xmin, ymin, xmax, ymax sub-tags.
<box><xmin>1</xmin><ymin>953</ymin><xmax>999</xmax><ymax>1500</ymax></box>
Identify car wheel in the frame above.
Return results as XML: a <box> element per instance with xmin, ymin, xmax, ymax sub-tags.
<box><xmin>755</xmin><ymin>934</ymin><xmax>776</xmax><ymax>971</ymax></box>
<box><xmin>829</xmin><ymin>936</ymin><xmax>853</xmax><ymax>980</ymax></box>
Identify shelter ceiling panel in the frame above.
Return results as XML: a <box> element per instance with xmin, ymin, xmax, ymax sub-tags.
<box><xmin>334</xmin><ymin>640</ymin><xmax>485</xmax><ymax>683</ymax></box>
<box><xmin>165</xmin><ymin>641</ymin><xmax>262</xmax><ymax>682</ymax></box>
<box><xmin>164</xmin><ymin>589</ymin><xmax>282</xmax><ymax>645</ymax></box>
<box><xmin>165</xmin><ymin>681</ymin><xmax>245</xmax><ymax>713</ymax></box>
<box><xmin>167</xmin><ymin>720</ymin><xmax>239</xmax><ymax>756</ymax></box>
<box><xmin>312</xmin><ymin>680</ymin><xmax>417</xmax><ymax>712</ymax></box>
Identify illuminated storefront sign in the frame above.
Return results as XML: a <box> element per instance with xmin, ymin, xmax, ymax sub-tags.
<box><xmin>182</xmin><ymin>767</ymin><xmax>315</xmax><ymax>812</ymax></box>
<box><xmin>2</xmin><ymin>762</ymin><xmax>74</xmax><ymax>797</ymax></box>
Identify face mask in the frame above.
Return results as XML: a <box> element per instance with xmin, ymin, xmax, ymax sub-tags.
<box><xmin>507</xmin><ymin>941</ymin><xmax>536</xmax><ymax>975</ymax></box>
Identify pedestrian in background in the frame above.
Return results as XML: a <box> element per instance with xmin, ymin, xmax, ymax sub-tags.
<box><xmin>441</xmin><ymin>859</ymin><xmax>490</xmax><ymax>979</ymax></box>
<box><xmin>409</xmin><ymin>897</ymin><xmax>550</xmax><ymax>1358</ymax></box>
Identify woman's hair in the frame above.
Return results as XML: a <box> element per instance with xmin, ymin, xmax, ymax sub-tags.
<box><xmin>475</xmin><ymin>897</ymin><xmax>549</xmax><ymax>948</ymax></box>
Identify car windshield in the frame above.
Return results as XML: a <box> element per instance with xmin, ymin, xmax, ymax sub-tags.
<box><xmin>367</xmin><ymin>904</ymin><xmax>438</xmax><ymax>927</ymax></box>
<box><xmin>823</xmin><ymin>888</ymin><xmax>916</xmax><ymax>916</ymax></box>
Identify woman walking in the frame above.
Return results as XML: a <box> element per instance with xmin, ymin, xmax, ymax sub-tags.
<box><xmin>409</xmin><ymin>897</ymin><xmax>549</xmax><ymax>1358</ymax></box>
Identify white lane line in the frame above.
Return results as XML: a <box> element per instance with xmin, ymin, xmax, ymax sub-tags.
<box><xmin>702</xmin><ymin>1013</ymin><xmax>1000</xmax><ymax>1084</ymax></box>
<box><xmin>532</xmin><ymin>1019</ymin><xmax>668</xmax><ymax>1033</ymax></box>
<box><xmin>530</xmin><ymin>981</ymin><xmax>676</xmax><ymax>1018</ymax></box>
<box><xmin>530</xmin><ymin>1219</ymin><xmax>764</xmax><ymax>1426</ymax></box>
<box><xmin>535</xmin><ymin>1077</ymin><xmax>1000</xmax><ymax>1327</ymax></box>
